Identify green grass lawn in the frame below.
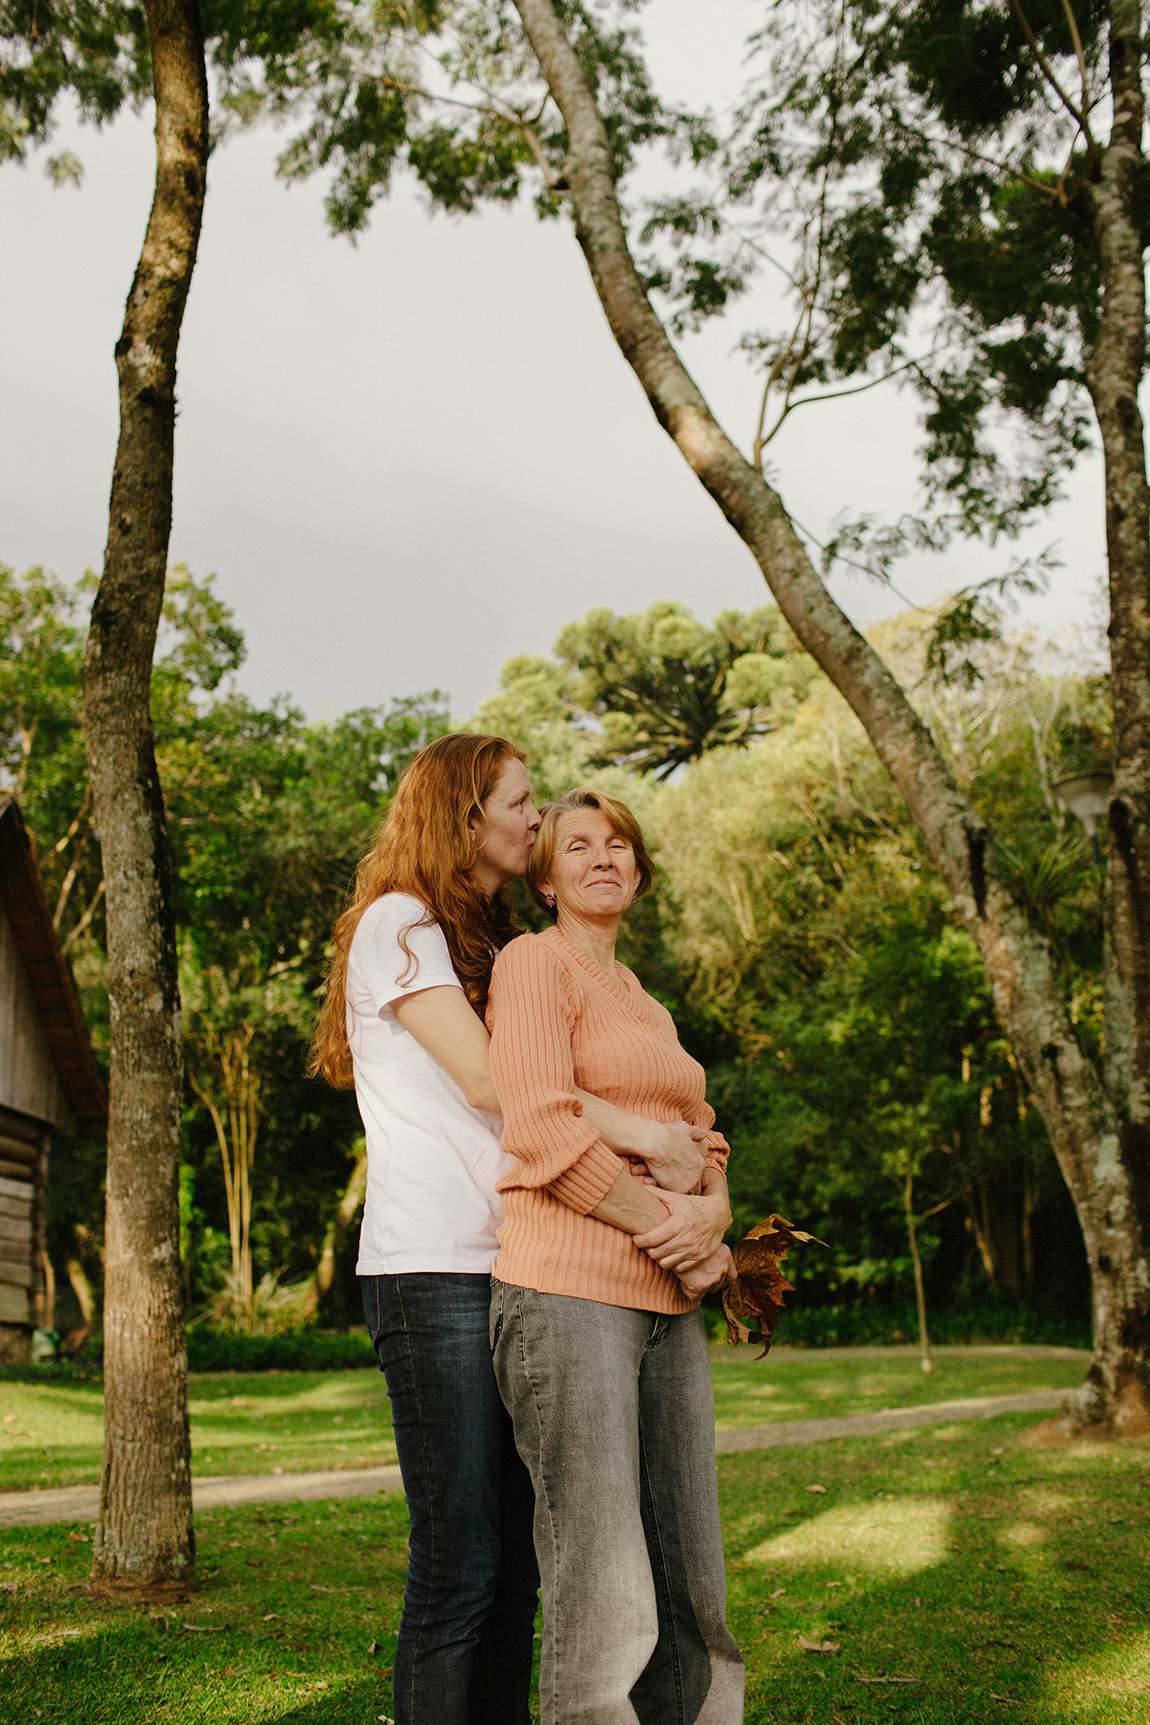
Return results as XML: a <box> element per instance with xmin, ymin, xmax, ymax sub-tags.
<box><xmin>0</xmin><ymin>1346</ymin><xmax>1092</xmax><ymax>1495</ymax></box>
<box><xmin>0</xmin><ymin>1372</ymin><xmax>398</xmax><ymax>1494</ymax></box>
<box><xmin>1</xmin><ymin>1411</ymin><xmax>1147</xmax><ymax>1724</ymax></box>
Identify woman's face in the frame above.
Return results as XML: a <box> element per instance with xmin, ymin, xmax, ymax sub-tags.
<box><xmin>469</xmin><ymin>756</ymin><xmax>541</xmax><ymax>895</ymax></box>
<box><xmin>542</xmin><ymin>808</ymin><xmax>638</xmax><ymax>925</ymax></box>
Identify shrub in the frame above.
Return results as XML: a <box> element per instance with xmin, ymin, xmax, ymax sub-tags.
<box><xmin>184</xmin><ymin>1327</ymin><xmax>378</xmax><ymax>1373</ymax></box>
<box><xmin>702</xmin><ymin>1298</ymin><xmax>1089</xmax><ymax>1350</ymax></box>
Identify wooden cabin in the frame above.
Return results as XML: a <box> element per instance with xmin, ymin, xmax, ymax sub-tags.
<box><xmin>0</xmin><ymin>798</ymin><xmax>105</xmax><ymax>1361</ymax></box>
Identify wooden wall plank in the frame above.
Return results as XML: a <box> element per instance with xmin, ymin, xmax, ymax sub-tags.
<box><xmin>0</xmin><ymin>905</ymin><xmax>70</xmax><ymax>1130</ymax></box>
<box><xmin>0</xmin><ymin>1136</ymin><xmax>36</xmax><ymax>1166</ymax></box>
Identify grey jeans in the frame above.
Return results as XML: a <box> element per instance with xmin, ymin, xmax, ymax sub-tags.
<box><xmin>490</xmin><ymin>1281</ymin><xmax>744</xmax><ymax>1725</ymax></box>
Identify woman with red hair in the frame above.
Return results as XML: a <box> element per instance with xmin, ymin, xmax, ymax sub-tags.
<box><xmin>312</xmin><ymin>735</ymin><xmax>711</xmax><ymax>1725</ymax></box>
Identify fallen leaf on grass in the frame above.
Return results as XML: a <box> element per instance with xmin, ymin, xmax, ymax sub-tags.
<box><xmin>721</xmin><ymin>1215</ymin><xmax>825</xmax><ymax>1357</ymax></box>
<box><xmin>991</xmin><ymin>1696</ymin><xmax>1019</xmax><ymax>1705</ymax></box>
<box><xmin>769</xmin><ymin>1588</ymin><xmax>785</xmax><ymax>1599</ymax></box>
<box><xmin>799</xmin><ymin>1636</ymin><xmax>840</xmax><ymax>1655</ymax></box>
<box><xmin>261</xmin><ymin>1614</ymin><xmax>279</xmax><ymax>1622</ymax></box>
<box><xmin>311</xmin><ymin>1584</ymin><xmax>365</xmax><ymax>1595</ymax></box>
<box><xmin>854</xmin><ymin>1673</ymin><xmax>919</xmax><ymax>1685</ymax></box>
<box><xmin>271</xmin><ymin>1466</ymin><xmax>284</xmax><ymax>1475</ymax></box>
<box><xmin>182</xmin><ymin>1623</ymin><xmax>227</xmax><ymax>1634</ymax></box>
<box><xmin>806</xmin><ymin>1484</ymin><xmax>827</xmax><ymax>1494</ymax></box>
<box><xmin>369</xmin><ymin>1639</ymin><xmax>383</xmax><ymax>1654</ymax></box>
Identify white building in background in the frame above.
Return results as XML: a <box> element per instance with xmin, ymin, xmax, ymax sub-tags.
<box><xmin>0</xmin><ymin>798</ymin><xmax>105</xmax><ymax>1361</ymax></box>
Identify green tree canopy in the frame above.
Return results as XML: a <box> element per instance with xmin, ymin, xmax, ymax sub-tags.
<box><xmin>473</xmin><ymin>598</ymin><xmax>817</xmax><ymax>784</ymax></box>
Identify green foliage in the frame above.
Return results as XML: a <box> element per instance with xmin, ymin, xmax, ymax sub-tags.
<box><xmin>556</xmin><ymin>601</ymin><xmax>818</xmax><ymax>777</ymax></box>
<box><xmin>0</xmin><ymin>0</ymin><xmax>427</xmax><ymax>194</ymax></box>
<box><xmin>3</xmin><ymin>561</ymin><xmax>447</xmax><ymax>1327</ymax></box>
<box><xmin>471</xmin><ymin>599</ymin><xmax>818</xmax><ymax>784</ymax></box>
<box><xmin>0</xmin><ymin>561</ymin><xmax>87</xmax><ymax>848</ymax></box>
<box><xmin>710</xmin><ymin>1298</ymin><xmax>1089</xmax><ymax>1349</ymax></box>
<box><xmin>184</xmin><ymin>1325</ymin><xmax>376</xmax><ymax>1370</ymax></box>
<box><xmin>469</xmin><ymin>651</ymin><xmax>596</xmax><ymax>799</ymax></box>
<box><xmin>267</xmin><ymin>0</ymin><xmax>686</xmax><ymax>231</ymax></box>
<box><xmin>469</xmin><ymin>591</ymin><xmax>1106</xmax><ymax>1325</ymax></box>
<box><xmin>8</xmin><ymin>563</ymin><xmax>1107</xmax><ymax>1336</ymax></box>
<box><xmin>699</xmin><ymin>0</ymin><xmax>1109</xmax><ymax>542</ymax></box>
<box><xmin>0</xmin><ymin>0</ymin><xmax>150</xmax><ymax>165</ymax></box>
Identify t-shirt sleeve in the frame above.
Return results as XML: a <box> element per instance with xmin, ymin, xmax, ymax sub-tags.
<box><xmin>488</xmin><ymin>937</ymin><xmax>622</xmax><ymax>1214</ymax></box>
<box><xmin>355</xmin><ymin>898</ymin><xmax>463</xmax><ymax>1017</ymax></box>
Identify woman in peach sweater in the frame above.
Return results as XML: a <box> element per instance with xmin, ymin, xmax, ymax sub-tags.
<box><xmin>488</xmin><ymin>787</ymin><xmax>744</xmax><ymax>1725</ymax></box>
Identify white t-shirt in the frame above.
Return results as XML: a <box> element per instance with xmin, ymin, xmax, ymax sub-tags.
<box><xmin>348</xmin><ymin>892</ymin><xmax>511</xmax><ymax>1274</ymax></box>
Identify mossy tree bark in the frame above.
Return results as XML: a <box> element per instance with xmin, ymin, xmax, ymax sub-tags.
<box><xmin>512</xmin><ymin>0</ymin><xmax>1150</xmax><ymax>1433</ymax></box>
<box><xmin>83</xmin><ymin>0</ymin><xmax>209</xmax><ymax>1591</ymax></box>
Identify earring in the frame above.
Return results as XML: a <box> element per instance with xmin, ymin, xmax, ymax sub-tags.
<box><xmin>543</xmin><ymin>892</ymin><xmax>556</xmax><ymax>909</ymax></box>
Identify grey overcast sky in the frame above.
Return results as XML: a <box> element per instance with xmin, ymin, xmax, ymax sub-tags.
<box><xmin>2</xmin><ymin>0</ymin><xmax>1108</xmax><ymax>724</ymax></box>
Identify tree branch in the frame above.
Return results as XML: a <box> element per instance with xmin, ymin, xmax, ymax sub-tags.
<box><xmin>60</xmin><ymin>878</ymin><xmax>104</xmax><ymax>953</ymax></box>
<box><xmin>381</xmin><ymin>76</ymin><xmax>564</xmax><ymax>188</ymax></box>
<box><xmin>1007</xmin><ymin>0</ymin><xmax>1099</xmax><ymax>170</ymax></box>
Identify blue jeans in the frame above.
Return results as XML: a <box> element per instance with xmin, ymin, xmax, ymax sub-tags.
<box><xmin>361</xmin><ymin>1272</ymin><xmax>539</xmax><ymax>1725</ymax></box>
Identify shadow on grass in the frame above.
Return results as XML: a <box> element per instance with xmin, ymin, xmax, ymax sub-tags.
<box><xmin>0</xmin><ymin>1634</ymin><xmax>401</xmax><ymax>1725</ymax></box>
<box><xmin>721</xmin><ymin>1415</ymin><xmax>1150</xmax><ymax>1724</ymax></box>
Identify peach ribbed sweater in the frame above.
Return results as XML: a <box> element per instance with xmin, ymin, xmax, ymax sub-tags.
<box><xmin>487</xmin><ymin>927</ymin><xmax>728</xmax><ymax>1314</ymax></box>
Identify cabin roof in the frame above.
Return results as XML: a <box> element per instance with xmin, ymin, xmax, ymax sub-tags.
<box><xmin>0</xmin><ymin>799</ymin><xmax>106</xmax><ymax>1133</ymax></box>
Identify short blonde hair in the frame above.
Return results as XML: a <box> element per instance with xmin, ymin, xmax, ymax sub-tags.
<box><xmin>526</xmin><ymin>787</ymin><xmax>656</xmax><ymax>916</ymax></box>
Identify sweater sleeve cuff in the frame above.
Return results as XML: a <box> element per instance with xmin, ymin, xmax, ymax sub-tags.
<box><xmin>703</xmin><ymin>1131</ymin><xmax>729</xmax><ymax>1172</ymax></box>
<box><xmin>548</xmin><ymin>1140</ymin><xmax>624</xmax><ymax>1215</ymax></box>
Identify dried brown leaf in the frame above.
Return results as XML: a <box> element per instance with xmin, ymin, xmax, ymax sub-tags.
<box><xmin>721</xmin><ymin>1214</ymin><xmax>825</xmax><ymax>1356</ymax></box>
<box><xmin>798</xmin><ymin>1635</ymin><xmax>840</xmax><ymax>1654</ymax></box>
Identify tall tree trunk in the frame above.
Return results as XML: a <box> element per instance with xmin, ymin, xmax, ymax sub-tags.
<box><xmin>512</xmin><ymin>0</ymin><xmax>1150</xmax><ymax>1432</ymax></box>
<box><xmin>1076</xmin><ymin>0</ymin><xmax>1150</xmax><ymax>1433</ymax></box>
<box><xmin>82</xmin><ymin>0</ymin><xmax>209</xmax><ymax>1593</ymax></box>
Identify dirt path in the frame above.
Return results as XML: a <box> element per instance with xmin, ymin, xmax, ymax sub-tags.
<box><xmin>0</xmin><ymin>1389</ymin><xmax>1065</xmax><ymax>1527</ymax></box>
<box><xmin>712</xmin><ymin>1388</ymin><xmax>1065</xmax><ymax>1453</ymax></box>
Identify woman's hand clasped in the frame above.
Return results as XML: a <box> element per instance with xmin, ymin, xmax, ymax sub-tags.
<box><xmin>639</xmin><ymin>1119</ymin><xmax>709</xmax><ymax>1194</ymax></box>
<box><xmin>632</xmin><ymin>1186</ymin><xmax>731</xmax><ymax>1274</ymax></box>
<box><xmin>675</xmin><ymin>1244</ymin><xmax>735</xmax><ymax>1301</ymax></box>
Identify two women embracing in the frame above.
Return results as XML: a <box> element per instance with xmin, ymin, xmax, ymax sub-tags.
<box><xmin>312</xmin><ymin>733</ymin><xmax>745</xmax><ymax>1725</ymax></box>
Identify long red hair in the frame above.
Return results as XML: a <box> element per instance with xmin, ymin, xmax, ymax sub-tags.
<box><xmin>309</xmin><ymin>733</ymin><xmax>525</xmax><ymax>1089</ymax></box>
